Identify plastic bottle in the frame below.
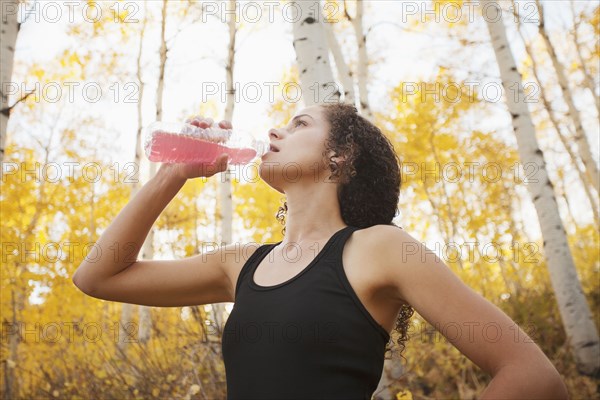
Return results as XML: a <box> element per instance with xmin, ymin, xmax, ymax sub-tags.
<box><xmin>144</xmin><ymin>121</ymin><xmax>269</xmax><ymax>165</ymax></box>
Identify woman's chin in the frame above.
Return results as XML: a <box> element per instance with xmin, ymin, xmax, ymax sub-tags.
<box><xmin>267</xmin><ymin>181</ymin><xmax>285</xmax><ymax>194</ymax></box>
<box><xmin>258</xmin><ymin>170</ymin><xmax>284</xmax><ymax>194</ymax></box>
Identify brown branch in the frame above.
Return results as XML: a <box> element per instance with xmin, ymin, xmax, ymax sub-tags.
<box><xmin>343</xmin><ymin>0</ymin><xmax>353</xmax><ymax>21</ymax></box>
<box><xmin>0</xmin><ymin>90</ymin><xmax>36</xmax><ymax>117</ymax></box>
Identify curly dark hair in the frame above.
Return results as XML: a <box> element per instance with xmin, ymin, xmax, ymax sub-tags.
<box><xmin>275</xmin><ymin>102</ymin><xmax>414</xmax><ymax>361</ymax></box>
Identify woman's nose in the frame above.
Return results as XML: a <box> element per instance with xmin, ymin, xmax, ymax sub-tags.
<box><xmin>269</xmin><ymin>129</ymin><xmax>280</xmax><ymax>140</ymax></box>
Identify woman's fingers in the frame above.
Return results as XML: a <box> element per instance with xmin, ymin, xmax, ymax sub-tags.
<box><xmin>187</xmin><ymin>115</ymin><xmax>214</xmax><ymax>129</ymax></box>
<box><xmin>170</xmin><ymin>152</ymin><xmax>230</xmax><ymax>180</ymax></box>
<box><xmin>196</xmin><ymin>118</ymin><xmax>213</xmax><ymax>129</ymax></box>
<box><xmin>186</xmin><ymin>115</ymin><xmax>203</xmax><ymax>124</ymax></box>
<box><xmin>201</xmin><ymin>153</ymin><xmax>229</xmax><ymax>177</ymax></box>
<box><xmin>218</xmin><ymin>120</ymin><xmax>233</xmax><ymax>130</ymax></box>
<box><xmin>186</xmin><ymin>116</ymin><xmax>232</xmax><ymax>132</ymax></box>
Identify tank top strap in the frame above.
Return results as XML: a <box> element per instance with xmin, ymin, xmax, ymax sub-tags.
<box><xmin>325</xmin><ymin>225</ymin><xmax>360</xmax><ymax>259</ymax></box>
<box><xmin>234</xmin><ymin>242</ymin><xmax>278</xmax><ymax>300</ymax></box>
<box><xmin>313</xmin><ymin>225</ymin><xmax>360</xmax><ymax>266</ymax></box>
<box><xmin>325</xmin><ymin>225</ymin><xmax>391</xmax><ymax>342</ymax></box>
<box><xmin>292</xmin><ymin>225</ymin><xmax>359</xmax><ymax>267</ymax></box>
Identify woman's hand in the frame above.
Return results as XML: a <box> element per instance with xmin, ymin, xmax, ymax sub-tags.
<box><xmin>158</xmin><ymin>116</ymin><xmax>233</xmax><ymax>181</ymax></box>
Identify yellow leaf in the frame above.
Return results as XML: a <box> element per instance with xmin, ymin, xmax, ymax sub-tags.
<box><xmin>396</xmin><ymin>389</ymin><xmax>413</xmax><ymax>400</ymax></box>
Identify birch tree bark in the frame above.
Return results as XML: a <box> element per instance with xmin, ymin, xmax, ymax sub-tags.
<box><xmin>0</xmin><ymin>0</ymin><xmax>20</xmax><ymax>178</ymax></box>
<box><xmin>212</xmin><ymin>0</ymin><xmax>237</xmax><ymax>338</ymax></box>
<box><xmin>134</xmin><ymin>1</ymin><xmax>148</xmax><ymax>188</ymax></box>
<box><xmin>569</xmin><ymin>0</ymin><xmax>600</xmax><ymax>115</ymax></box>
<box><xmin>484</xmin><ymin>0</ymin><xmax>600</xmax><ymax>377</ymax></box>
<box><xmin>535</xmin><ymin>0</ymin><xmax>599</xmax><ymax>194</ymax></box>
<box><xmin>323</xmin><ymin>22</ymin><xmax>355</xmax><ymax>104</ymax></box>
<box><xmin>344</xmin><ymin>0</ymin><xmax>373</xmax><ymax>120</ymax></box>
<box><xmin>513</xmin><ymin>3</ymin><xmax>599</xmax><ymax>227</ymax></box>
<box><xmin>139</xmin><ymin>0</ymin><xmax>170</xmax><ymax>344</ymax></box>
<box><xmin>291</xmin><ymin>0</ymin><xmax>340</xmax><ymax>105</ymax></box>
<box><xmin>297</xmin><ymin>3</ymin><xmax>403</xmax><ymax>396</ymax></box>
<box><xmin>1</xmin><ymin>1</ymin><xmax>20</xmax><ymax>396</ymax></box>
<box><xmin>117</xmin><ymin>0</ymin><xmax>156</xmax><ymax>349</ymax></box>
<box><xmin>342</xmin><ymin>2</ymin><xmax>403</xmax><ymax>396</ymax></box>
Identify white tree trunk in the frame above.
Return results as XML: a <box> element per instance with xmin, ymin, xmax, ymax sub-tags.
<box><xmin>1</xmin><ymin>3</ymin><xmax>20</xmax><ymax>395</ymax></box>
<box><xmin>134</xmin><ymin>1</ymin><xmax>148</xmax><ymax>186</ymax></box>
<box><xmin>5</xmin><ymin>290</ymin><xmax>21</xmax><ymax>399</ymax></box>
<box><xmin>569</xmin><ymin>0</ymin><xmax>600</xmax><ymax>115</ymax></box>
<box><xmin>350</xmin><ymin>0</ymin><xmax>373</xmax><ymax>120</ymax></box>
<box><xmin>212</xmin><ymin>0</ymin><xmax>237</xmax><ymax>337</ymax></box>
<box><xmin>291</xmin><ymin>0</ymin><xmax>340</xmax><ymax>105</ymax></box>
<box><xmin>323</xmin><ymin>22</ymin><xmax>355</xmax><ymax>104</ymax></box>
<box><xmin>0</xmin><ymin>0</ymin><xmax>20</xmax><ymax>179</ymax></box>
<box><xmin>117</xmin><ymin>296</ymin><xmax>134</xmax><ymax>353</ymax></box>
<box><xmin>484</xmin><ymin>0</ymin><xmax>599</xmax><ymax>376</ymax></box>
<box><xmin>343</xmin><ymin>1</ymin><xmax>403</xmax><ymax>396</ymax></box>
<box><xmin>513</xmin><ymin>6</ymin><xmax>599</xmax><ymax>227</ymax></box>
<box><xmin>139</xmin><ymin>0</ymin><xmax>168</xmax><ymax>344</ymax></box>
<box><xmin>118</xmin><ymin>0</ymin><xmax>156</xmax><ymax>349</ymax></box>
<box><xmin>137</xmin><ymin>0</ymin><xmax>158</xmax><ymax>345</ymax></box>
<box><xmin>535</xmin><ymin>0</ymin><xmax>599</xmax><ymax>194</ymax></box>
<box><xmin>372</xmin><ymin>353</ymin><xmax>404</xmax><ymax>400</ymax></box>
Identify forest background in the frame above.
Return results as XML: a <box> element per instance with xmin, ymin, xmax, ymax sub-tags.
<box><xmin>1</xmin><ymin>0</ymin><xmax>599</xmax><ymax>399</ymax></box>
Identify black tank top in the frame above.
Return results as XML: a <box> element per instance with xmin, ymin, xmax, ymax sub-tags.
<box><xmin>221</xmin><ymin>225</ymin><xmax>391</xmax><ymax>400</ymax></box>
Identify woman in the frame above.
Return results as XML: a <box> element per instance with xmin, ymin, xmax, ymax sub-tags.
<box><xmin>73</xmin><ymin>103</ymin><xmax>569</xmax><ymax>399</ymax></box>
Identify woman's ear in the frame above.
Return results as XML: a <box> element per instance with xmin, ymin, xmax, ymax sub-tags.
<box><xmin>325</xmin><ymin>150</ymin><xmax>347</xmax><ymax>184</ymax></box>
<box><xmin>328</xmin><ymin>150</ymin><xmax>346</xmax><ymax>163</ymax></box>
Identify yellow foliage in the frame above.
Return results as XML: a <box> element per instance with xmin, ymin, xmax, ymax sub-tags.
<box><xmin>2</xmin><ymin>17</ymin><xmax>598</xmax><ymax>398</ymax></box>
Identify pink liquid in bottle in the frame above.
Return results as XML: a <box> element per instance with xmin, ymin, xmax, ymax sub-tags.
<box><xmin>144</xmin><ymin>123</ymin><xmax>267</xmax><ymax>165</ymax></box>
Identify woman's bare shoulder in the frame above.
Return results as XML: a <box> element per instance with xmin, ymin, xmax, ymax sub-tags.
<box><xmin>357</xmin><ymin>224</ymin><xmax>431</xmax><ymax>269</ymax></box>
<box><xmin>218</xmin><ymin>240</ymin><xmax>273</xmax><ymax>295</ymax></box>
<box><xmin>217</xmin><ymin>240</ymin><xmax>265</xmax><ymax>270</ymax></box>
<box><xmin>349</xmin><ymin>224</ymin><xmax>417</xmax><ymax>305</ymax></box>
<box><xmin>353</xmin><ymin>224</ymin><xmax>415</xmax><ymax>249</ymax></box>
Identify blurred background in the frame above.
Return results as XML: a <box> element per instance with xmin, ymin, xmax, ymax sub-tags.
<box><xmin>1</xmin><ymin>0</ymin><xmax>598</xmax><ymax>399</ymax></box>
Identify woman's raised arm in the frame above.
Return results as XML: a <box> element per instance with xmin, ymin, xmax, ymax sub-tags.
<box><xmin>72</xmin><ymin>117</ymin><xmax>235</xmax><ymax>307</ymax></box>
<box><xmin>371</xmin><ymin>225</ymin><xmax>569</xmax><ymax>399</ymax></box>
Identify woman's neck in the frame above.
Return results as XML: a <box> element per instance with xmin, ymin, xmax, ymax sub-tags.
<box><xmin>280</xmin><ymin>184</ymin><xmax>346</xmax><ymax>245</ymax></box>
